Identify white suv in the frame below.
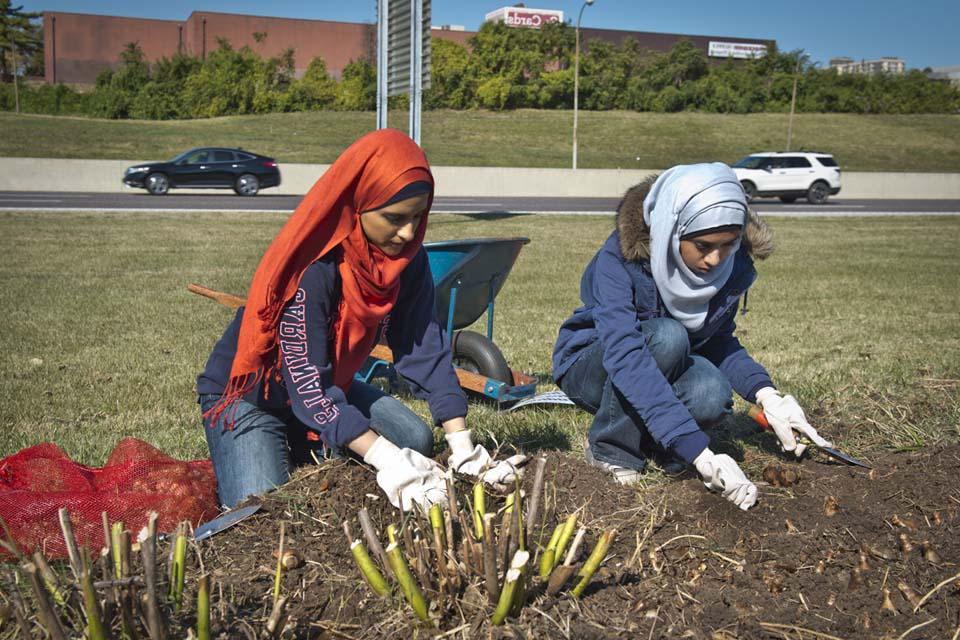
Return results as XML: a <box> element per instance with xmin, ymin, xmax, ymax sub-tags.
<box><xmin>732</xmin><ymin>152</ymin><xmax>841</xmax><ymax>204</ymax></box>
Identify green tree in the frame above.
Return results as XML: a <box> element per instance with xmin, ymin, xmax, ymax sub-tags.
<box><xmin>335</xmin><ymin>59</ymin><xmax>376</xmax><ymax>110</ymax></box>
<box><xmin>424</xmin><ymin>38</ymin><xmax>476</xmax><ymax>109</ymax></box>
<box><xmin>0</xmin><ymin>0</ymin><xmax>42</xmax><ymax>112</ymax></box>
<box><xmin>90</xmin><ymin>42</ymin><xmax>151</xmax><ymax>118</ymax></box>
<box><xmin>286</xmin><ymin>56</ymin><xmax>337</xmax><ymax>111</ymax></box>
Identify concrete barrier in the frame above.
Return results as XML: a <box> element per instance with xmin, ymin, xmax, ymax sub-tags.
<box><xmin>1</xmin><ymin>157</ymin><xmax>958</xmax><ymax>199</ymax></box>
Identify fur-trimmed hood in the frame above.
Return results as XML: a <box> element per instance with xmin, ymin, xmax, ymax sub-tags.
<box><xmin>615</xmin><ymin>174</ymin><xmax>774</xmax><ymax>262</ymax></box>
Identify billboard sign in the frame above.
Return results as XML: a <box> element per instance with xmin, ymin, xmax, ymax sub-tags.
<box><xmin>708</xmin><ymin>41</ymin><xmax>767</xmax><ymax>59</ymax></box>
<box><xmin>484</xmin><ymin>6</ymin><xmax>564</xmax><ymax>29</ymax></box>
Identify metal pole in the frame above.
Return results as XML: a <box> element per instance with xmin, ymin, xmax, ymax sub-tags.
<box><xmin>376</xmin><ymin>0</ymin><xmax>389</xmax><ymax>129</ymax></box>
<box><xmin>572</xmin><ymin>0</ymin><xmax>593</xmax><ymax>170</ymax></box>
<box><xmin>408</xmin><ymin>0</ymin><xmax>422</xmax><ymax>144</ymax></box>
<box><xmin>202</xmin><ymin>18</ymin><xmax>207</xmax><ymax>60</ymax></box>
<box><xmin>786</xmin><ymin>54</ymin><xmax>801</xmax><ymax>151</ymax></box>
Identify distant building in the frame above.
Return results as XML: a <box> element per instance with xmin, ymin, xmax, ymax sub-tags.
<box><xmin>927</xmin><ymin>65</ymin><xmax>960</xmax><ymax>85</ymax></box>
<box><xmin>40</xmin><ymin>8</ymin><xmax>774</xmax><ymax>85</ymax></box>
<box><xmin>830</xmin><ymin>56</ymin><xmax>905</xmax><ymax>75</ymax></box>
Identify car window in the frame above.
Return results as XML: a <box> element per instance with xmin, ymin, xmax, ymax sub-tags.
<box><xmin>184</xmin><ymin>150</ymin><xmax>210</xmax><ymax>164</ymax></box>
<box><xmin>213</xmin><ymin>150</ymin><xmax>235</xmax><ymax>163</ymax></box>
<box><xmin>733</xmin><ymin>156</ymin><xmax>768</xmax><ymax>169</ymax></box>
<box><xmin>816</xmin><ymin>156</ymin><xmax>838</xmax><ymax>167</ymax></box>
<box><xmin>768</xmin><ymin>158</ymin><xmax>788</xmax><ymax>169</ymax></box>
<box><xmin>236</xmin><ymin>153</ymin><xmax>256</xmax><ymax>161</ymax></box>
<box><xmin>784</xmin><ymin>157</ymin><xmax>812</xmax><ymax>168</ymax></box>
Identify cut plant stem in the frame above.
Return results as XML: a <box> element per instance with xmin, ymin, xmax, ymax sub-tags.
<box><xmin>169</xmin><ymin>522</ymin><xmax>188</xmax><ymax>611</ymax></box>
<box><xmin>264</xmin><ymin>596</ymin><xmax>288</xmax><ymax>639</ymax></box>
<box><xmin>197</xmin><ymin>574</ymin><xmax>210</xmax><ymax>640</ymax></box>
<box><xmin>358</xmin><ymin>508</ymin><xmax>391</xmax><ymax>577</ymax></box>
<box><xmin>539</xmin><ymin>523</ymin><xmax>564</xmax><ymax>580</ymax></box>
<box><xmin>429</xmin><ymin>504</ymin><xmax>449</xmax><ymax>597</ymax></box>
<box><xmin>23</xmin><ymin>561</ymin><xmax>68</xmax><ymax>640</ymax></box>
<box><xmin>32</xmin><ymin>551</ymin><xmax>67</xmax><ymax>607</ymax></box>
<box><xmin>524</xmin><ymin>457</ymin><xmax>547</xmax><ymax>535</ymax></box>
<box><xmin>350</xmin><ymin>540</ymin><xmax>389</xmax><ymax>597</ymax></box>
<box><xmin>386</xmin><ymin>543</ymin><xmax>432</xmax><ymax>625</ymax></box>
<box><xmin>472</xmin><ymin>483</ymin><xmax>486</xmax><ymax>540</ymax></box>
<box><xmin>80</xmin><ymin>552</ymin><xmax>109</xmax><ymax>640</ymax></box>
<box><xmin>111</xmin><ymin>521</ymin><xmax>124</xmax><ymax>579</ymax></box>
<box><xmin>492</xmin><ymin>550</ymin><xmax>530</xmax><ymax>625</ymax></box>
<box><xmin>273</xmin><ymin>522</ymin><xmax>286</xmax><ymax>605</ymax></box>
<box><xmin>57</xmin><ymin>508</ymin><xmax>83</xmax><ymax>581</ymax></box>
<box><xmin>552</xmin><ymin>514</ymin><xmax>579</xmax><ymax>573</ymax></box>
<box><xmin>139</xmin><ymin>513</ymin><xmax>165</xmax><ymax>640</ymax></box>
<box><xmin>571</xmin><ymin>529</ymin><xmax>617</xmax><ymax>598</ymax></box>
<box><xmin>546</xmin><ymin>527</ymin><xmax>586</xmax><ymax>596</ymax></box>
<box><xmin>482</xmin><ymin>513</ymin><xmax>500</xmax><ymax>604</ymax></box>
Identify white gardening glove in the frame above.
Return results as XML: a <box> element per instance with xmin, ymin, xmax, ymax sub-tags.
<box><xmin>755</xmin><ymin>387</ymin><xmax>832</xmax><ymax>459</ymax></box>
<box><xmin>363</xmin><ymin>436</ymin><xmax>448</xmax><ymax>512</ymax></box>
<box><xmin>445</xmin><ymin>429</ymin><xmax>527</xmax><ymax>491</ymax></box>
<box><xmin>693</xmin><ymin>448</ymin><xmax>758</xmax><ymax>511</ymax></box>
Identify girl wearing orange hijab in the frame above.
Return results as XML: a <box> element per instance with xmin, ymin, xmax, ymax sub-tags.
<box><xmin>197</xmin><ymin>130</ymin><xmax>524</xmax><ymax>510</ymax></box>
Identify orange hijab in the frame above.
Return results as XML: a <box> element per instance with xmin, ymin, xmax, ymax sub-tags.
<box><xmin>215</xmin><ymin>129</ymin><xmax>433</xmax><ymax>417</ymax></box>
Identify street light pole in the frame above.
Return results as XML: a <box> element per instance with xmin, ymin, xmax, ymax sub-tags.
<box><xmin>572</xmin><ymin>0</ymin><xmax>594</xmax><ymax>170</ymax></box>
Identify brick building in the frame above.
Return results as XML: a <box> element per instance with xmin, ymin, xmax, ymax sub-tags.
<box><xmin>42</xmin><ymin>9</ymin><xmax>774</xmax><ymax>85</ymax></box>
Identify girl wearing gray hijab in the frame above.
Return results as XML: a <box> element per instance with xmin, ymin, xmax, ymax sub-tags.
<box><xmin>552</xmin><ymin>163</ymin><xmax>831</xmax><ymax>511</ymax></box>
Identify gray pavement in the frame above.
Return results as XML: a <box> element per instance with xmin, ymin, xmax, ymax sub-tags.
<box><xmin>1</xmin><ymin>191</ymin><xmax>958</xmax><ymax>216</ymax></box>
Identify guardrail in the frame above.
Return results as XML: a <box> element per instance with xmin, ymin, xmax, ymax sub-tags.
<box><xmin>1</xmin><ymin>158</ymin><xmax>958</xmax><ymax>200</ymax></box>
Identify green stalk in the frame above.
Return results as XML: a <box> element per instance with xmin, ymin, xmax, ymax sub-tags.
<box><xmin>80</xmin><ymin>555</ymin><xmax>107</xmax><ymax>640</ymax></box>
<box><xmin>169</xmin><ymin>524</ymin><xmax>187</xmax><ymax>611</ymax></box>
<box><xmin>110</xmin><ymin>521</ymin><xmax>124</xmax><ymax>579</ymax></box>
<box><xmin>429</xmin><ymin>504</ymin><xmax>445</xmax><ymax>549</ymax></box>
<box><xmin>273</xmin><ymin>522</ymin><xmax>285</xmax><ymax>605</ymax></box>
<box><xmin>552</xmin><ymin>514</ymin><xmax>578</xmax><ymax>571</ymax></box>
<box><xmin>350</xmin><ymin>540</ymin><xmax>389</xmax><ymax>597</ymax></box>
<box><xmin>492</xmin><ymin>550</ymin><xmax>530</xmax><ymax>625</ymax></box>
<box><xmin>197</xmin><ymin>574</ymin><xmax>210</xmax><ymax>640</ymax></box>
<box><xmin>386</xmin><ymin>543</ymin><xmax>432</xmax><ymax>626</ymax></box>
<box><xmin>571</xmin><ymin>529</ymin><xmax>617</xmax><ymax>598</ymax></box>
<box><xmin>386</xmin><ymin>524</ymin><xmax>398</xmax><ymax>546</ymax></box>
<box><xmin>538</xmin><ymin>523</ymin><xmax>564</xmax><ymax>580</ymax></box>
<box><xmin>472</xmin><ymin>483</ymin><xmax>486</xmax><ymax>540</ymax></box>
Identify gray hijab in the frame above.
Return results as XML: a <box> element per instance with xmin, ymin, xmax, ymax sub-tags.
<box><xmin>642</xmin><ymin>163</ymin><xmax>748</xmax><ymax>331</ymax></box>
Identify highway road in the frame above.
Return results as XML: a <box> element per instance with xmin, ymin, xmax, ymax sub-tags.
<box><xmin>1</xmin><ymin>191</ymin><xmax>959</xmax><ymax>216</ymax></box>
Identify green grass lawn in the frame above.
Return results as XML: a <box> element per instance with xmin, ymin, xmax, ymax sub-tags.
<box><xmin>2</xmin><ymin>211</ymin><xmax>958</xmax><ymax>477</ymax></box>
<box><xmin>2</xmin><ymin>110</ymin><xmax>959</xmax><ymax>171</ymax></box>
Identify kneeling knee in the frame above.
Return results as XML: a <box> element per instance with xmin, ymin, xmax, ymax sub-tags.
<box><xmin>643</xmin><ymin>318</ymin><xmax>690</xmax><ymax>375</ymax></box>
<box><xmin>690</xmin><ymin>376</ymin><xmax>733</xmax><ymax>427</ymax></box>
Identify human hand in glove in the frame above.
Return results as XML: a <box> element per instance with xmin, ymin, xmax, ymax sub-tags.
<box><xmin>363</xmin><ymin>436</ymin><xmax>448</xmax><ymax>512</ymax></box>
<box><xmin>693</xmin><ymin>448</ymin><xmax>758</xmax><ymax>511</ymax></box>
<box><xmin>755</xmin><ymin>387</ymin><xmax>832</xmax><ymax>459</ymax></box>
<box><xmin>445</xmin><ymin>429</ymin><xmax>526</xmax><ymax>491</ymax></box>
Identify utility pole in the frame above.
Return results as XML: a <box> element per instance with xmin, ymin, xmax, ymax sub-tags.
<box><xmin>572</xmin><ymin>0</ymin><xmax>594</xmax><ymax>170</ymax></box>
<box><xmin>786</xmin><ymin>54</ymin><xmax>802</xmax><ymax>151</ymax></box>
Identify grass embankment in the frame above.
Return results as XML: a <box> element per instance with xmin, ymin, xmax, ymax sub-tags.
<box><xmin>1</xmin><ymin>110</ymin><xmax>959</xmax><ymax>171</ymax></box>
<box><xmin>2</xmin><ymin>211</ymin><xmax>958</xmax><ymax>473</ymax></box>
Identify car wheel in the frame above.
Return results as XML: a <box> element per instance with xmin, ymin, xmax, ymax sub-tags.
<box><xmin>145</xmin><ymin>173</ymin><xmax>169</xmax><ymax>195</ymax></box>
<box><xmin>806</xmin><ymin>181</ymin><xmax>830</xmax><ymax>205</ymax></box>
<box><xmin>234</xmin><ymin>174</ymin><xmax>260</xmax><ymax>196</ymax></box>
<box><xmin>740</xmin><ymin>181</ymin><xmax>757</xmax><ymax>203</ymax></box>
<box><xmin>779</xmin><ymin>196</ymin><xmax>797</xmax><ymax>204</ymax></box>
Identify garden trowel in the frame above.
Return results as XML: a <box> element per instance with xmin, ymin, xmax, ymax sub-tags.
<box><xmin>747</xmin><ymin>405</ymin><xmax>871</xmax><ymax>469</ymax></box>
<box><xmin>194</xmin><ymin>504</ymin><xmax>262</xmax><ymax>542</ymax></box>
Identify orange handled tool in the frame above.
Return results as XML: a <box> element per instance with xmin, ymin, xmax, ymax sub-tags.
<box><xmin>747</xmin><ymin>405</ymin><xmax>870</xmax><ymax>468</ymax></box>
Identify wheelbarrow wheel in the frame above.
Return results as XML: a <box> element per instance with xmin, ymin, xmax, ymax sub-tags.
<box><xmin>452</xmin><ymin>330</ymin><xmax>512</xmax><ymax>384</ymax></box>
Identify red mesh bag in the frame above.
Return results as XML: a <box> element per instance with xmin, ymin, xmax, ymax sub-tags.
<box><xmin>0</xmin><ymin>438</ymin><xmax>218</xmax><ymax>558</ymax></box>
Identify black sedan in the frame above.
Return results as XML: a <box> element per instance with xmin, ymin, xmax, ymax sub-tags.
<box><xmin>123</xmin><ymin>148</ymin><xmax>281</xmax><ymax>196</ymax></box>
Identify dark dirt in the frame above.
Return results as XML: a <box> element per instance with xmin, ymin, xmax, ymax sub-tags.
<box><xmin>189</xmin><ymin>444</ymin><xmax>960</xmax><ymax>639</ymax></box>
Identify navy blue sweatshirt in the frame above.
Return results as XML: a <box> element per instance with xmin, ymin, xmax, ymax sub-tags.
<box><xmin>553</xmin><ymin>231</ymin><xmax>773</xmax><ymax>464</ymax></box>
<box><xmin>198</xmin><ymin>247</ymin><xmax>468</xmax><ymax>448</ymax></box>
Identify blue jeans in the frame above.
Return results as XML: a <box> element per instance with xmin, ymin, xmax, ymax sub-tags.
<box><xmin>200</xmin><ymin>381</ymin><xmax>434</xmax><ymax>508</ymax></box>
<box><xmin>558</xmin><ymin>318</ymin><xmax>732</xmax><ymax>472</ymax></box>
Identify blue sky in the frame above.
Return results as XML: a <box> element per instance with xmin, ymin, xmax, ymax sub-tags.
<box><xmin>23</xmin><ymin>0</ymin><xmax>958</xmax><ymax>70</ymax></box>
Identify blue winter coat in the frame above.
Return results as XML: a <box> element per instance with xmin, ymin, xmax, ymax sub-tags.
<box><xmin>553</xmin><ymin>193</ymin><xmax>775</xmax><ymax>459</ymax></box>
